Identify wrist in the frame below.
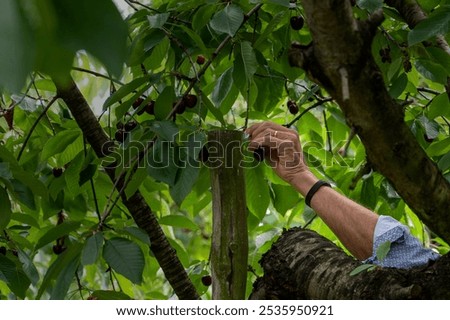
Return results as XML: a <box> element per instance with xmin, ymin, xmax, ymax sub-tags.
<box><xmin>289</xmin><ymin>171</ymin><xmax>319</xmax><ymax>196</ymax></box>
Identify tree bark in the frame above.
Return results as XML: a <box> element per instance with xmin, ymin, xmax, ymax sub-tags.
<box><xmin>208</xmin><ymin>130</ymin><xmax>248</xmax><ymax>299</ymax></box>
<box><xmin>251</xmin><ymin>228</ymin><xmax>450</xmax><ymax>299</ymax></box>
<box><xmin>288</xmin><ymin>0</ymin><xmax>450</xmax><ymax>244</ymax></box>
<box><xmin>55</xmin><ymin>78</ymin><xmax>200</xmax><ymax>299</ymax></box>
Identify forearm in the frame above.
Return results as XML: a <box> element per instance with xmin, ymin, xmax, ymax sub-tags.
<box><xmin>290</xmin><ymin>172</ymin><xmax>378</xmax><ymax>260</ymax></box>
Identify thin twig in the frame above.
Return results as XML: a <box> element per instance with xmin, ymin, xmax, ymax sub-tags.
<box><xmin>349</xmin><ymin>161</ymin><xmax>372</xmax><ymax>190</ymax></box>
<box><xmin>285</xmin><ymin>98</ymin><xmax>333</xmax><ymax>128</ymax></box>
<box><xmin>72</xmin><ymin>67</ymin><xmax>124</xmax><ymax>86</ymax></box>
<box><xmin>418</xmin><ymin>87</ymin><xmax>441</xmax><ymax>95</ymax></box>
<box><xmin>127</xmin><ymin>0</ymin><xmax>190</xmax><ymax>24</ymax></box>
<box><xmin>75</xmin><ymin>271</ymin><xmax>84</xmax><ymax>300</ymax></box>
<box><xmin>31</xmin><ymin>74</ymin><xmax>56</xmax><ymax>135</ymax></box>
<box><xmin>83</xmin><ymin>139</ymin><xmax>101</xmax><ymax>221</ymax></box>
<box><xmin>339</xmin><ymin>128</ymin><xmax>356</xmax><ymax>157</ymax></box>
<box><xmin>17</xmin><ymin>96</ymin><xmax>58</xmax><ymax>161</ymax></box>
<box><xmin>303</xmin><ymin>213</ymin><xmax>317</xmax><ymax>229</ymax></box>
<box><xmin>99</xmin><ymin>180</ymin><xmax>127</xmax><ymax>228</ymax></box>
<box><xmin>244</xmin><ymin>83</ymin><xmax>251</xmax><ymax>130</ymax></box>
<box><xmin>163</xmin><ymin>27</ymin><xmax>199</xmax><ymax>80</ymax></box>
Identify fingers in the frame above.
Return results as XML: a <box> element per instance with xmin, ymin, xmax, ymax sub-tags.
<box><xmin>248</xmin><ymin>134</ymin><xmax>298</xmax><ymax>154</ymax></box>
<box><xmin>246</xmin><ymin>121</ymin><xmax>294</xmax><ymax>139</ymax></box>
<box><xmin>248</xmin><ymin>128</ymin><xmax>299</xmax><ymax>151</ymax></box>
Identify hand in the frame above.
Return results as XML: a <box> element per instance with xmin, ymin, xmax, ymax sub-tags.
<box><xmin>246</xmin><ymin>122</ymin><xmax>311</xmax><ymax>185</ymax></box>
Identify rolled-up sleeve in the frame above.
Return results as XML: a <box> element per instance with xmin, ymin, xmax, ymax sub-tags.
<box><xmin>363</xmin><ymin>215</ymin><xmax>440</xmax><ymax>268</ymax></box>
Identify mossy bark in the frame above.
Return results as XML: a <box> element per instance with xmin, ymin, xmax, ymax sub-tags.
<box><xmin>208</xmin><ymin>130</ymin><xmax>248</xmax><ymax>300</ymax></box>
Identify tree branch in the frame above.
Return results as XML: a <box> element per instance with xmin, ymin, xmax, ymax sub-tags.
<box><xmin>289</xmin><ymin>0</ymin><xmax>450</xmax><ymax>244</ymax></box>
<box><xmin>251</xmin><ymin>228</ymin><xmax>450</xmax><ymax>299</ymax></box>
<box><xmin>55</xmin><ymin>78</ymin><xmax>200</xmax><ymax>299</ymax></box>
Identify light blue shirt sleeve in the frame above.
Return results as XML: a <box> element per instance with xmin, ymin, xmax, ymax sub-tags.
<box><xmin>363</xmin><ymin>215</ymin><xmax>440</xmax><ymax>268</ymax></box>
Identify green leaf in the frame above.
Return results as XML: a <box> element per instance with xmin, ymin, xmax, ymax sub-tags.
<box><xmin>263</xmin><ymin>0</ymin><xmax>291</xmax><ymax>8</ymax></box>
<box><xmin>415</xmin><ymin>59</ymin><xmax>448</xmax><ymax>84</ymax></box>
<box><xmin>104</xmin><ymin>76</ymin><xmax>154</xmax><ymax>109</ymax></box>
<box><xmin>52</xmin><ymin>0</ymin><xmax>128</xmax><ymax>76</ymax></box>
<box><xmin>159</xmin><ymin>215</ymin><xmax>199</xmax><ymax>231</ymax></box>
<box><xmin>103</xmin><ymin>238</ymin><xmax>145</xmax><ymax>285</ymax></box>
<box><xmin>34</xmin><ymin>79</ymin><xmax>57</xmax><ymax>92</ymax></box>
<box><xmin>209</xmin><ymin>4</ymin><xmax>244</xmax><ymax>37</ymax></box>
<box><xmin>123</xmin><ymin>227</ymin><xmax>151</xmax><ymax>246</ymax></box>
<box><xmin>376</xmin><ymin>241</ymin><xmax>392</xmax><ymax>262</ymax></box>
<box><xmin>233</xmin><ymin>56</ymin><xmax>248</xmax><ymax>93</ymax></box>
<box><xmin>170</xmin><ymin>161</ymin><xmax>200</xmax><ymax>205</ymax></box>
<box><xmin>17</xmin><ymin>248</ymin><xmax>39</xmax><ymax>285</ymax></box>
<box><xmin>254</xmin><ymin>11</ymin><xmax>287</xmax><ymax>49</ymax></box>
<box><xmin>0</xmin><ymin>162</ymin><xmax>13</xmax><ymax>180</ymax></box>
<box><xmin>147</xmin><ymin>139</ymin><xmax>178</xmax><ymax>186</ymax></box>
<box><xmin>50</xmin><ymin>252</ymin><xmax>79</xmax><ymax>299</ymax></box>
<box><xmin>0</xmin><ymin>254</ymin><xmax>30</xmax><ymax>299</ymax></box>
<box><xmin>245</xmin><ymin>165</ymin><xmax>270</xmax><ymax>220</ymax></box>
<box><xmin>438</xmin><ymin>152</ymin><xmax>450</xmax><ymax>172</ymax></box>
<box><xmin>64</xmin><ymin>152</ymin><xmax>84</xmax><ymax>197</ymax></box>
<box><xmin>193</xmin><ymin>5</ymin><xmax>216</xmax><ymax>31</ymax></box>
<box><xmin>91</xmin><ymin>290</ymin><xmax>133</xmax><ymax>300</ymax></box>
<box><xmin>13</xmin><ymin>95</ymin><xmax>38</xmax><ymax>112</ymax></box>
<box><xmin>37</xmin><ymin>243</ymin><xmax>83</xmax><ymax>299</ymax></box>
<box><xmin>154</xmin><ymin>86</ymin><xmax>176</xmax><ymax>120</ymax></box>
<box><xmin>128</xmin><ymin>29</ymin><xmax>163</xmax><ymax>66</ymax></box>
<box><xmin>35</xmin><ymin>221</ymin><xmax>81</xmax><ymax>250</ymax></box>
<box><xmin>179</xmin><ymin>25</ymin><xmax>208</xmax><ymax>55</ymax></box>
<box><xmin>41</xmin><ymin>129</ymin><xmax>81</xmax><ymax>160</ymax></box>
<box><xmin>125</xmin><ymin>167</ymin><xmax>147</xmax><ymax>198</ymax></box>
<box><xmin>211</xmin><ymin>67</ymin><xmax>234</xmax><ymax>108</ymax></box>
<box><xmin>408</xmin><ymin>6</ymin><xmax>450</xmax><ymax>46</ymax></box>
<box><xmin>239</xmin><ymin>41</ymin><xmax>258</xmax><ymax>82</ymax></box>
<box><xmin>389</xmin><ymin>73</ymin><xmax>408</xmax><ymax>98</ymax></box>
<box><xmin>103</xmin><ymin>74</ymin><xmax>159</xmax><ymax>110</ymax></box>
<box><xmin>349</xmin><ymin>263</ymin><xmax>376</xmax><ymax>276</ymax></box>
<box><xmin>147</xmin><ymin>13</ymin><xmax>170</xmax><ymax>29</ymax></box>
<box><xmin>417</xmin><ymin>0</ymin><xmax>441</xmax><ymax>12</ymax></box>
<box><xmin>13</xmin><ymin>170</ymin><xmax>47</xmax><ymax>198</ymax></box>
<box><xmin>0</xmin><ymin>0</ymin><xmax>34</xmax><ymax>92</ymax></box>
<box><xmin>271</xmin><ymin>184</ymin><xmax>300</xmax><ymax>216</ymax></box>
<box><xmin>428</xmin><ymin>93</ymin><xmax>450</xmax><ymax>119</ymax></box>
<box><xmin>115</xmin><ymin>84</ymin><xmax>155</xmax><ymax>120</ymax></box>
<box><xmin>202</xmin><ymin>94</ymin><xmax>226</xmax><ymax>126</ymax></box>
<box><xmin>143</xmin><ymin>30</ymin><xmax>166</xmax><ymax>53</ymax></box>
<box><xmin>81</xmin><ymin>232</ymin><xmax>104</xmax><ymax>266</ymax></box>
<box><xmin>149</xmin><ymin>121</ymin><xmax>179</xmax><ymax>141</ymax></box>
<box><xmin>11</xmin><ymin>179</ymin><xmax>35</xmax><ymax>210</ymax></box>
<box><xmin>356</xmin><ymin>0</ymin><xmax>383</xmax><ymax>13</ymax></box>
<box><xmin>418</xmin><ymin>115</ymin><xmax>440</xmax><ymax>140</ymax></box>
<box><xmin>427</xmin><ymin>137</ymin><xmax>450</xmax><ymax>156</ymax></box>
<box><xmin>11</xmin><ymin>212</ymin><xmax>39</xmax><ymax>229</ymax></box>
<box><xmin>361</xmin><ymin>176</ymin><xmax>377</xmax><ymax>209</ymax></box>
<box><xmin>0</xmin><ymin>187</ymin><xmax>12</xmax><ymax>231</ymax></box>
<box><xmin>427</xmin><ymin>47</ymin><xmax>450</xmax><ymax>73</ymax></box>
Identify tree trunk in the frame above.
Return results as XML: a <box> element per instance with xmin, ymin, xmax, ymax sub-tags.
<box><xmin>208</xmin><ymin>130</ymin><xmax>248</xmax><ymax>299</ymax></box>
<box><xmin>251</xmin><ymin>228</ymin><xmax>450</xmax><ymax>299</ymax></box>
<box><xmin>288</xmin><ymin>0</ymin><xmax>450</xmax><ymax>243</ymax></box>
<box><xmin>55</xmin><ymin>78</ymin><xmax>199</xmax><ymax>299</ymax></box>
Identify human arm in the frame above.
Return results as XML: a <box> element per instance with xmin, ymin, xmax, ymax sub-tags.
<box><xmin>246</xmin><ymin>121</ymin><xmax>441</xmax><ymax>267</ymax></box>
<box><xmin>246</xmin><ymin>121</ymin><xmax>378</xmax><ymax>260</ymax></box>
